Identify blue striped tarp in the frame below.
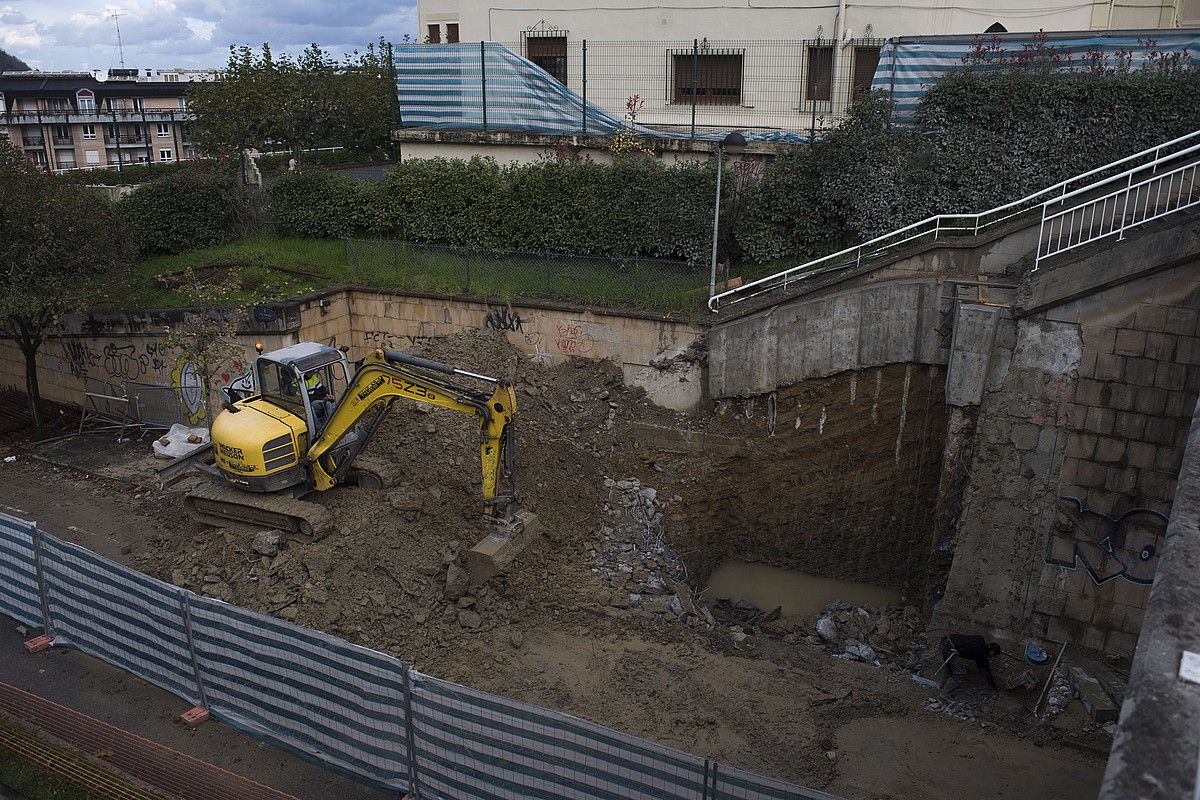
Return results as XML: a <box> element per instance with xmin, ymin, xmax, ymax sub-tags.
<box><xmin>0</xmin><ymin>513</ymin><xmax>41</xmax><ymax>629</ymax></box>
<box><xmin>187</xmin><ymin>596</ymin><xmax>411</xmax><ymax>792</ymax></box>
<box><xmin>0</xmin><ymin>515</ymin><xmax>833</xmax><ymax>800</ymax></box>
<box><xmin>39</xmin><ymin>535</ymin><xmax>200</xmax><ymax>706</ymax></box>
<box><xmin>410</xmin><ymin>673</ymin><xmax>707</xmax><ymax>800</ymax></box>
<box><xmin>395</xmin><ymin>43</ymin><xmax>808</xmax><ymax>143</ymax></box>
<box><xmin>872</xmin><ymin>30</ymin><xmax>1200</xmax><ymax>120</ymax></box>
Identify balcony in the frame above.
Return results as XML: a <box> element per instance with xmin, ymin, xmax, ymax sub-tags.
<box><xmin>53</xmin><ymin>136</ymin><xmax>73</xmax><ymax>147</ymax></box>
<box><xmin>21</xmin><ymin>136</ymin><xmax>44</xmax><ymax>148</ymax></box>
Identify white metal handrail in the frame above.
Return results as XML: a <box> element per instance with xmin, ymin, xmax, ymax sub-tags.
<box><xmin>1037</xmin><ymin>159</ymin><xmax>1200</xmax><ymax>266</ymax></box>
<box><xmin>710</xmin><ymin>128</ymin><xmax>1200</xmax><ymax>312</ymax></box>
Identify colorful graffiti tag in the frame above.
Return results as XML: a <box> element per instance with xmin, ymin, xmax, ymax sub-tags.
<box><xmin>1047</xmin><ymin>496</ymin><xmax>1168</xmax><ymax>585</ymax></box>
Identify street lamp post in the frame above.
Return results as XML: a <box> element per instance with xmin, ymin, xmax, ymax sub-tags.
<box><xmin>709</xmin><ymin>131</ymin><xmax>746</xmax><ymax>302</ymax></box>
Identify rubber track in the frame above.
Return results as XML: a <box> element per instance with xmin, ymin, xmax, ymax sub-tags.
<box><xmin>183</xmin><ymin>482</ymin><xmax>335</xmax><ymax>540</ymax></box>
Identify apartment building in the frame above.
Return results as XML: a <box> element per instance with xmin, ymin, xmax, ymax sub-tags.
<box><xmin>0</xmin><ymin>70</ymin><xmax>199</xmax><ymax>173</ymax></box>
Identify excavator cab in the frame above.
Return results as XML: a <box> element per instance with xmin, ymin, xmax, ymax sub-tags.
<box><xmin>255</xmin><ymin>343</ymin><xmax>350</xmax><ymax>437</ymax></box>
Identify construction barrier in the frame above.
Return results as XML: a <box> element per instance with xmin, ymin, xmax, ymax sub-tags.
<box><xmin>0</xmin><ymin>512</ymin><xmax>836</xmax><ymax>800</ymax></box>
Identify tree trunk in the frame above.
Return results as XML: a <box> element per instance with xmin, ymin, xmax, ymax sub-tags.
<box><xmin>20</xmin><ymin>340</ymin><xmax>44</xmax><ymax>439</ymax></box>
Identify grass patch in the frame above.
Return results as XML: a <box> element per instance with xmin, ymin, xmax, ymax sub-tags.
<box><xmin>130</xmin><ymin>234</ymin><xmax>709</xmax><ymax>315</ymax></box>
<box><xmin>0</xmin><ymin>720</ymin><xmax>118</xmax><ymax>800</ymax></box>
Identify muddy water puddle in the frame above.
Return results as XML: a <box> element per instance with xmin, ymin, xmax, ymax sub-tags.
<box><xmin>704</xmin><ymin>560</ymin><xmax>901</xmax><ymax>617</ymax></box>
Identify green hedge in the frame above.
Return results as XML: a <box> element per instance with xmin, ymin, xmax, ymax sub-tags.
<box><xmin>121</xmin><ymin>163</ymin><xmax>247</xmax><ymax>256</ymax></box>
<box><xmin>737</xmin><ymin>70</ymin><xmax>1200</xmax><ymax>265</ymax></box>
<box><xmin>269</xmin><ymin>156</ymin><xmax>720</xmax><ymax>262</ymax></box>
<box><xmin>57</xmin><ymin>161</ymin><xmax>192</xmax><ymax>186</ymax></box>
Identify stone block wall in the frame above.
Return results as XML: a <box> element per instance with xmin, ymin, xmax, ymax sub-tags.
<box><xmin>939</xmin><ymin>261</ymin><xmax>1200</xmax><ymax>655</ymax></box>
<box><xmin>1028</xmin><ymin>267</ymin><xmax>1200</xmax><ymax>654</ymax></box>
<box><xmin>670</xmin><ymin>363</ymin><xmax>948</xmax><ymax>597</ymax></box>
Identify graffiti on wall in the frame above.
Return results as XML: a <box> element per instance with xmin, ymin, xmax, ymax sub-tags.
<box><xmin>551</xmin><ymin>323</ymin><xmax>595</xmax><ymax>354</ymax></box>
<box><xmin>484</xmin><ymin>306</ymin><xmax>524</xmax><ymax>333</ymax></box>
<box><xmin>1046</xmin><ymin>496</ymin><xmax>1168</xmax><ymax>584</ymax></box>
<box><xmin>57</xmin><ymin>340</ymin><xmax>173</xmax><ymax>383</ymax></box>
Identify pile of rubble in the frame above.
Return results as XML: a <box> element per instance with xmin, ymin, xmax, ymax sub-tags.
<box><xmin>812</xmin><ymin>601</ymin><xmax>927</xmax><ymax>668</ymax></box>
<box><xmin>587</xmin><ymin>477</ymin><xmax>713</xmax><ymax>629</ymax></box>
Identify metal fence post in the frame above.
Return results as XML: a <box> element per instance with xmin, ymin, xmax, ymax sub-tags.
<box><xmin>343</xmin><ymin>237</ymin><xmax>350</xmax><ymax>264</ymax></box>
<box><xmin>139</xmin><ymin>105</ymin><xmax>151</xmax><ymax>166</ymax></box>
<box><xmin>633</xmin><ymin>254</ymin><xmax>642</xmax><ymax>304</ymax></box>
<box><xmin>110</xmin><ymin>106</ymin><xmax>124</xmax><ymax>182</ymax></box>
<box><xmin>581</xmin><ymin>40</ymin><xmax>588</xmax><ymax>135</ymax></box>
<box><xmin>480</xmin><ymin>41</ymin><xmax>488</xmax><ymax>132</ymax></box>
<box><xmin>402</xmin><ymin>667</ymin><xmax>420</xmax><ymax>796</ymax></box>
<box><xmin>701</xmin><ymin>760</ymin><xmax>711</xmax><ymax>800</ymax></box>
<box><xmin>690</xmin><ymin>39</ymin><xmax>699</xmax><ymax>140</ymax></box>
<box><xmin>178</xmin><ymin>591</ymin><xmax>208</xmax><ymax>710</ymax></box>
<box><xmin>464</xmin><ymin>249</ymin><xmax>472</xmax><ymax>294</ymax></box>
<box><xmin>30</xmin><ymin>527</ymin><xmax>55</xmax><ymax>640</ymax></box>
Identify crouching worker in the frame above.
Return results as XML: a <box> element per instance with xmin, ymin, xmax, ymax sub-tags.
<box><xmin>939</xmin><ymin>633</ymin><xmax>1003</xmax><ymax>689</ymax></box>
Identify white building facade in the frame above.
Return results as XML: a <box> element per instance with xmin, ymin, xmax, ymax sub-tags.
<box><xmin>410</xmin><ymin>0</ymin><xmax>1194</xmax><ymax>136</ymax></box>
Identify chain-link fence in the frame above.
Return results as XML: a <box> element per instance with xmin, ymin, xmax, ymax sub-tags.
<box><xmin>344</xmin><ymin>238</ymin><xmax>708</xmax><ymax>315</ymax></box>
<box><xmin>0</xmin><ymin>512</ymin><xmax>840</xmax><ymax>800</ymax></box>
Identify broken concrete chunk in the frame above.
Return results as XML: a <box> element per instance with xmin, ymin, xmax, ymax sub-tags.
<box><xmin>444</xmin><ymin>562</ymin><xmax>469</xmax><ymax>600</ymax></box>
<box><xmin>816</xmin><ymin>616</ymin><xmax>839</xmax><ymax>644</ymax></box>
<box><xmin>1069</xmin><ymin>666</ymin><xmax>1120</xmax><ymax>722</ymax></box>
<box><xmin>252</xmin><ymin>529</ymin><xmax>283</xmax><ymax>558</ymax></box>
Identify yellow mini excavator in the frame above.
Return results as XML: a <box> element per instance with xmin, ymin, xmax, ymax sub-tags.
<box><xmin>179</xmin><ymin>342</ymin><xmax>518</xmax><ymax>538</ymax></box>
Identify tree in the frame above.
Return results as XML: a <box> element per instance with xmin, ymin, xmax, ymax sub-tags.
<box><xmin>0</xmin><ymin>47</ymin><xmax>31</xmax><ymax>71</ymax></box>
<box><xmin>159</xmin><ymin>267</ymin><xmax>248</xmax><ymax>424</ymax></box>
<box><xmin>0</xmin><ymin>148</ymin><xmax>134</xmax><ymax>436</ymax></box>
<box><xmin>188</xmin><ymin>39</ymin><xmax>395</xmax><ymax>163</ymax></box>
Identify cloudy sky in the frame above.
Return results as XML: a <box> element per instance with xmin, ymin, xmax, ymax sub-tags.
<box><xmin>1</xmin><ymin>0</ymin><xmax>419</xmax><ymax>72</ymax></box>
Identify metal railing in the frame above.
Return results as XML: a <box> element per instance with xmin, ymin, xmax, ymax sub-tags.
<box><xmin>1038</xmin><ymin>151</ymin><xmax>1200</xmax><ymax>266</ymax></box>
<box><xmin>709</xmin><ymin>128</ymin><xmax>1200</xmax><ymax>312</ymax></box>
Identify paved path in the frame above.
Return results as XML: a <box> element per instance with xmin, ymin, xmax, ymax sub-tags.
<box><xmin>0</xmin><ymin>622</ymin><xmax>392</xmax><ymax>800</ymax></box>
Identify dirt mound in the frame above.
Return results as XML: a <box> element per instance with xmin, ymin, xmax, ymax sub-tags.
<box><xmin>155</xmin><ymin>329</ymin><xmax>687</xmax><ymax>669</ymax></box>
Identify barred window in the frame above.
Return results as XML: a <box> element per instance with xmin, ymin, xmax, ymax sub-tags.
<box><xmin>852</xmin><ymin>46</ymin><xmax>881</xmax><ymax>99</ymax></box>
<box><xmin>527</xmin><ymin>36</ymin><xmax>567</xmax><ymax>84</ymax></box>
<box><xmin>672</xmin><ymin>52</ymin><xmax>743</xmax><ymax>106</ymax></box>
<box><xmin>806</xmin><ymin>45</ymin><xmax>833</xmax><ymax>102</ymax></box>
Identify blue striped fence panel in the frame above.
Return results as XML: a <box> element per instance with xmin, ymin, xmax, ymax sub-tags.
<box><xmin>712</xmin><ymin>764</ymin><xmax>843</xmax><ymax>800</ymax></box>
<box><xmin>395</xmin><ymin>43</ymin><xmax>809</xmax><ymax>143</ymax></box>
<box><xmin>871</xmin><ymin>32</ymin><xmax>1200</xmax><ymax>121</ymax></box>
<box><xmin>0</xmin><ymin>513</ymin><xmax>42</xmax><ymax>628</ymax></box>
<box><xmin>186</xmin><ymin>596</ymin><xmax>410</xmax><ymax>792</ymax></box>
<box><xmin>39</xmin><ymin>533</ymin><xmax>200</xmax><ymax>706</ymax></box>
<box><xmin>409</xmin><ymin>672</ymin><xmax>707</xmax><ymax>800</ymax></box>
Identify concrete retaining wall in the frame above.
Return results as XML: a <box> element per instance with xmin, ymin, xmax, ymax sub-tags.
<box><xmin>0</xmin><ymin>288</ymin><xmax>707</xmax><ymax>425</ymax></box>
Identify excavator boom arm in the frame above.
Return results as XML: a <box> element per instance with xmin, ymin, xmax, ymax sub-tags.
<box><xmin>306</xmin><ymin>349</ymin><xmax>517</xmax><ymax>511</ymax></box>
